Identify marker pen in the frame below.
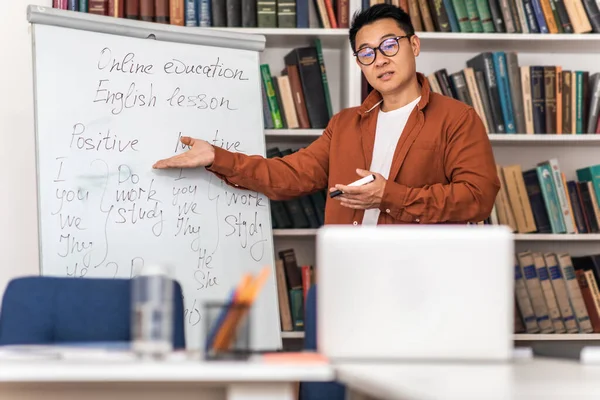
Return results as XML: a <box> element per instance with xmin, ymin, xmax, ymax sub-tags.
<box><xmin>329</xmin><ymin>174</ymin><xmax>376</xmax><ymax>198</ymax></box>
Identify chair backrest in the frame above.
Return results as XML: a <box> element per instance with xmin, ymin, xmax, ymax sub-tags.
<box><xmin>0</xmin><ymin>276</ymin><xmax>185</xmax><ymax>348</ymax></box>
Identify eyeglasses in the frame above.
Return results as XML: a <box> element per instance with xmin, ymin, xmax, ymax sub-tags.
<box><xmin>353</xmin><ymin>35</ymin><xmax>412</xmax><ymax>66</ymax></box>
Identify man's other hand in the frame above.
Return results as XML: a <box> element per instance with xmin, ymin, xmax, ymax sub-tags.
<box><xmin>330</xmin><ymin>169</ymin><xmax>387</xmax><ymax>210</ymax></box>
<box><xmin>153</xmin><ymin>136</ymin><xmax>215</xmax><ymax>169</ymax></box>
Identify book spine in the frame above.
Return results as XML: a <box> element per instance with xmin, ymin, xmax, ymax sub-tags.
<box><xmin>226</xmin><ymin>0</ymin><xmax>242</xmax><ymax>26</ymax></box>
<box><xmin>241</xmin><ymin>0</ymin><xmax>257</xmax><ymax>26</ymax></box>
<box><xmin>155</xmin><ymin>0</ymin><xmax>170</xmax><ymax>23</ymax></box>
<box><xmin>487</xmin><ymin>0</ymin><xmax>507</xmax><ymax>31</ymax></box>
<box><xmin>576</xmin><ymin>71</ymin><xmax>584</xmax><ymax>133</ymax></box>
<box><xmin>337</xmin><ymin>0</ymin><xmax>349</xmax><ymax>28</ymax></box>
<box><xmin>557</xmin><ymin>253</ymin><xmax>593</xmax><ymax>332</ymax></box>
<box><xmin>314</xmin><ymin>39</ymin><xmax>334</xmax><ymax>120</ymax></box>
<box><xmin>530</xmin><ymin>66</ymin><xmax>547</xmax><ymax>134</ymax></box>
<box><xmin>493</xmin><ymin>52</ymin><xmax>516</xmax><ymax>133</ymax></box>
<box><xmin>547</xmin><ymin>158</ymin><xmax>577</xmax><ymax>233</ymax></box>
<box><xmin>531</xmin><ymin>0</ymin><xmax>550</xmax><ymax>32</ymax></box>
<box><xmin>544</xmin><ymin>66</ymin><xmax>557</xmax><ymax>134</ymax></box>
<box><xmin>198</xmin><ymin>0</ymin><xmax>211</xmax><ymax>26</ymax></box>
<box><xmin>277</xmin><ymin>0</ymin><xmax>297</xmax><ymax>28</ymax></box>
<box><xmin>260</xmin><ymin>65</ymin><xmax>284</xmax><ymax>129</ymax></box>
<box><xmin>170</xmin><ymin>0</ymin><xmax>184</xmax><ymax>25</ymax></box>
<box><xmin>522</xmin><ymin>0</ymin><xmax>541</xmax><ymax>32</ymax></box>
<box><xmin>518</xmin><ymin>252</ymin><xmax>554</xmax><ymax>333</ymax></box>
<box><xmin>533</xmin><ymin>252</ymin><xmax>566</xmax><ymax>332</ymax></box>
<box><xmin>451</xmin><ymin>0</ymin><xmax>473</xmax><ymax>31</ymax></box>
<box><xmin>257</xmin><ymin>0</ymin><xmax>277</xmax><ymax>27</ymax></box>
<box><xmin>567</xmin><ymin>180</ymin><xmax>589</xmax><ymax>233</ymax></box>
<box><xmin>544</xmin><ymin>253</ymin><xmax>578</xmax><ymax>332</ymax></box>
<box><xmin>536</xmin><ymin>164</ymin><xmax>567</xmax><ymax>233</ymax></box>
<box><xmin>296</xmin><ymin>0</ymin><xmax>309</xmax><ymax>27</ymax></box>
<box><xmin>581</xmin><ymin>0</ymin><xmax>600</xmax><ymax>32</ymax></box>
<box><xmin>184</xmin><ymin>0</ymin><xmax>197</xmax><ymax>25</ymax></box>
<box><xmin>211</xmin><ymin>0</ymin><xmax>227</xmax><ymax>26</ymax></box>
<box><xmin>514</xmin><ymin>258</ymin><xmax>540</xmax><ymax>333</ymax></box>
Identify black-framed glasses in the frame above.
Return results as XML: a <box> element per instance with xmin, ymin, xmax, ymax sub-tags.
<box><xmin>353</xmin><ymin>35</ymin><xmax>412</xmax><ymax>66</ymax></box>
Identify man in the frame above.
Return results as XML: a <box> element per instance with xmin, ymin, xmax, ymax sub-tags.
<box><xmin>153</xmin><ymin>4</ymin><xmax>500</xmax><ymax>226</ymax></box>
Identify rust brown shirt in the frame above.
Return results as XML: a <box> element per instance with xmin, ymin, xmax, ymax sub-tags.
<box><xmin>208</xmin><ymin>73</ymin><xmax>500</xmax><ymax>226</ymax></box>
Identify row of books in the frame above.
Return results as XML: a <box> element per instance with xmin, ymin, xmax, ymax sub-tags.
<box><xmin>52</xmin><ymin>0</ymin><xmax>349</xmax><ymax>29</ymax></box>
<box><xmin>366</xmin><ymin>0</ymin><xmax>600</xmax><ymax>33</ymax></box>
<box><xmin>260</xmin><ymin>41</ymin><xmax>333</xmax><ymax>130</ymax></box>
<box><xmin>275</xmin><ymin>248</ymin><xmax>314</xmax><ymax>332</ymax></box>
<box><xmin>267</xmin><ymin>148</ymin><xmax>326</xmax><ymax>229</ymax></box>
<box><xmin>427</xmin><ymin>53</ymin><xmax>600</xmax><ymax>135</ymax></box>
<box><xmin>514</xmin><ymin>251</ymin><xmax>600</xmax><ymax>334</ymax></box>
<box><xmin>485</xmin><ymin>160</ymin><xmax>600</xmax><ymax>234</ymax></box>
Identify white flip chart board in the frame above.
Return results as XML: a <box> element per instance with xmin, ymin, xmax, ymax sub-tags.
<box><xmin>27</xmin><ymin>5</ymin><xmax>281</xmax><ymax>351</ymax></box>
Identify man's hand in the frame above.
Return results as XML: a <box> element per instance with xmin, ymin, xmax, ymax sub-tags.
<box><xmin>330</xmin><ymin>169</ymin><xmax>387</xmax><ymax>210</ymax></box>
<box><xmin>153</xmin><ymin>136</ymin><xmax>215</xmax><ymax>169</ymax></box>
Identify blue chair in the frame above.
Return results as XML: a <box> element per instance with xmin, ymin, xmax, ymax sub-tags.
<box><xmin>300</xmin><ymin>284</ymin><xmax>346</xmax><ymax>400</ymax></box>
<box><xmin>0</xmin><ymin>276</ymin><xmax>185</xmax><ymax>348</ymax></box>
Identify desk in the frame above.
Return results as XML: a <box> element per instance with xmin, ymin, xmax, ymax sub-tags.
<box><xmin>337</xmin><ymin>358</ymin><xmax>600</xmax><ymax>400</ymax></box>
<box><xmin>0</xmin><ymin>358</ymin><xmax>335</xmax><ymax>400</ymax></box>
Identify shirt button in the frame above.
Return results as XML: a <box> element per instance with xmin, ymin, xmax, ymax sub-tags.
<box><xmin>353</xmin><ymin>221</ymin><xmax>358</xmax><ymax>225</ymax></box>
<box><xmin>235</xmin><ymin>184</ymin><xmax>239</xmax><ymax>187</ymax></box>
<box><xmin>415</xmin><ymin>218</ymin><xmax>420</xmax><ymax>223</ymax></box>
<box><xmin>386</xmin><ymin>209</ymin><xmax>391</xmax><ymax>214</ymax></box>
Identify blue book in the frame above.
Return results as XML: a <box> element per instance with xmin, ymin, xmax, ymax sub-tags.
<box><xmin>492</xmin><ymin>52</ymin><xmax>516</xmax><ymax>133</ymax></box>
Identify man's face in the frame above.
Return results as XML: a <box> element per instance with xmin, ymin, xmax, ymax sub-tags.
<box><xmin>353</xmin><ymin>18</ymin><xmax>420</xmax><ymax>96</ymax></box>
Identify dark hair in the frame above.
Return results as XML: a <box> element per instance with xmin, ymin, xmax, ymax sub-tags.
<box><xmin>349</xmin><ymin>4</ymin><xmax>415</xmax><ymax>52</ymax></box>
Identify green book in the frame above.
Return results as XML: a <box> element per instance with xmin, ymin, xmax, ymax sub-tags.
<box><xmin>536</xmin><ymin>164</ymin><xmax>566</xmax><ymax>233</ymax></box>
<box><xmin>260</xmin><ymin>64</ymin><xmax>283</xmax><ymax>129</ymax></box>
<box><xmin>314</xmin><ymin>39</ymin><xmax>333</xmax><ymax>120</ymax></box>
<box><xmin>575</xmin><ymin>71</ymin><xmax>583</xmax><ymax>134</ymax></box>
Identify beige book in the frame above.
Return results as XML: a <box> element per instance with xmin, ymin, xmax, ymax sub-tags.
<box><xmin>563</xmin><ymin>0</ymin><xmax>592</xmax><ymax>33</ymax></box>
<box><xmin>427</xmin><ymin>74</ymin><xmax>443</xmax><ymax>94</ymax></box>
<box><xmin>275</xmin><ymin>76</ymin><xmax>299</xmax><ymax>129</ymax></box>
<box><xmin>502</xmin><ymin>165</ymin><xmax>537</xmax><ymax>233</ymax></box>
<box><xmin>520</xmin><ymin>66</ymin><xmax>534</xmax><ymax>134</ymax></box>
<box><xmin>518</xmin><ymin>251</ymin><xmax>554</xmax><ymax>333</ymax></box>
<box><xmin>494</xmin><ymin>166</ymin><xmax>518</xmax><ymax>232</ymax></box>
<box><xmin>543</xmin><ymin>253</ymin><xmax>579</xmax><ymax>333</ymax></box>
<box><xmin>463</xmin><ymin>67</ymin><xmax>489</xmax><ymax>134</ymax></box>
<box><xmin>533</xmin><ymin>252</ymin><xmax>566</xmax><ymax>333</ymax></box>
<box><xmin>275</xmin><ymin>259</ymin><xmax>293</xmax><ymax>331</ymax></box>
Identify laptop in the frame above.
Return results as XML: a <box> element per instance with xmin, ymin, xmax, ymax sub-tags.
<box><xmin>315</xmin><ymin>224</ymin><xmax>514</xmax><ymax>362</ymax></box>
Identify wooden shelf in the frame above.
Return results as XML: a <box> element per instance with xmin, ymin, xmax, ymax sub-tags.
<box><xmin>513</xmin><ymin>234</ymin><xmax>600</xmax><ymax>241</ymax></box>
<box><xmin>265</xmin><ymin>129</ymin><xmax>322</xmax><ymax>140</ymax></box>
<box><xmin>488</xmin><ymin>134</ymin><xmax>600</xmax><ymax>145</ymax></box>
<box><xmin>514</xmin><ymin>334</ymin><xmax>600</xmax><ymax>341</ymax></box>
<box><xmin>416</xmin><ymin>32</ymin><xmax>600</xmax><ymax>53</ymax></box>
<box><xmin>203</xmin><ymin>27</ymin><xmax>349</xmax><ymax>47</ymax></box>
<box><xmin>281</xmin><ymin>331</ymin><xmax>305</xmax><ymax>339</ymax></box>
<box><xmin>274</xmin><ymin>230</ymin><xmax>600</xmax><ymax>241</ymax></box>
<box><xmin>273</xmin><ymin>229</ymin><xmax>319</xmax><ymax>237</ymax></box>
<box><xmin>265</xmin><ymin>130</ymin><xmax>600</xmax><ymax>144</ymax></box>
<box><xmin>282</xmin><ymin>332</ymin><xmax>600</xmax><ymax>341</ymax></box>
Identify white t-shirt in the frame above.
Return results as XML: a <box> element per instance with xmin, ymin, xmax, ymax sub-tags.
<box><xmin>362</xmin><ymin>96</ymin><xmax>421</xmax><ymax>225</ymax></box>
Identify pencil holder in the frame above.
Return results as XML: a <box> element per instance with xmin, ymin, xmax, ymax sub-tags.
<box><xmin>203</xmin><ymin>301</ymin><xmax>252</xmax><ymax>361</ymax></box>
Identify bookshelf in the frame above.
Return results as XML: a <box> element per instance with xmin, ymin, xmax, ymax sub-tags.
<box><xmin>51</xmin><ymin>0</ymin><xmax>600</xmax><ymax>347</ymax></box>
<box><xmin>254</xmin><ymin>2</ymin><xmax>600</xmax><ymax>345</ymax></box>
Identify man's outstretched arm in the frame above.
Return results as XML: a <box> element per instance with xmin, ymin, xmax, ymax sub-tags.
<box><xmin>153</xmin><ymin>114</ymin><xmax>338</xmax><ymax>200</ymax></box>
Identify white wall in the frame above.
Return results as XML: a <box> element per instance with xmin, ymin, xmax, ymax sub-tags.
<box><xmin>0</xmin><ymin>0</ymin><xmax>51</xmax><ymax>300</ymax></box>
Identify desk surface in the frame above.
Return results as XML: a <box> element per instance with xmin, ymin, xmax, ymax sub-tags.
<box><xmin>336</xmin><ymin>358</ymin><xmax>600</xmax><ymax>400</ymax></box>
<box><xmin>0</xmin><ymin>357</ymin><xmax>334</xmax><ymax>383</ymax></box>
